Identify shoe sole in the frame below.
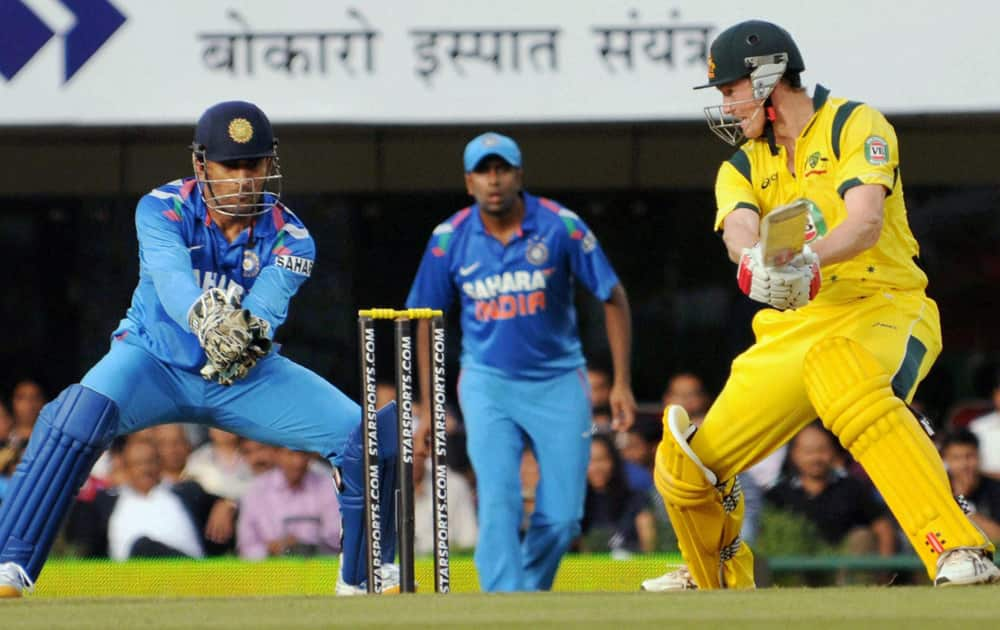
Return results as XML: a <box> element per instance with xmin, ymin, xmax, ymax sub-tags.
<box><xmin>640</xmin><ymin>583</ymin><xmax>695</xmax><ymax>592</ymax></box>
<box><xmin>935</xmin><ymin>572</ymin><xmax>1000</xmax><ymax>587</ymax></box>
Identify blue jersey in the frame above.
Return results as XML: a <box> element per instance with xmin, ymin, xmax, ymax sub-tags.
<box><xmin>113</xmin><ymin>177</ymin><xmax>316</xmax><ymax>370</ymax></box>
<box><xmin>406</xmin><ymin>193</ymin><xmax>620</xmax><ymax>378</ymax></box>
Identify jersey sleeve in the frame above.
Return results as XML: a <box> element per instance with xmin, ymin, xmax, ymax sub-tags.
<box><xmin>714</xmin><ymin>150</ymin><xmax>759</xmax><ymax>231</ymax></box>
<box><xmin>135</xmin><ymin>194</ymin><xmax>204</xmax><ymax>330</ymax></box>
<box><xmin>561</xmin><ymin>209</ymin><xmax>620</xmax><ymax>301</ymax></box>
<box><xmin>405</xmin><ymin>227</ymin><xmax>456</xmax><ymax>311</ymax></box>
<box><xmin>243</xmin><ymin>225</ymin><xmax>316</xmax><ymax>335</ymax></box>
<box><xmin>834</xmin><ymin>104</ymin><xmax>898</xmax><ymax>198</ymax></box>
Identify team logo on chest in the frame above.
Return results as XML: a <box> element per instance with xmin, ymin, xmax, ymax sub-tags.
<box><xmin>804</xmin><ymin>152</ymin><xmax>829</xmax><ymax>177</ymax></box>
<box><xmin>242</xmin><ymin>250</ymin><xmax>261</xmax><ymax>278</ymax></box>
<box><xmin>526</xmin><ymin>239</ymin><xmax>548</xmax><ymax>266</ymax></box>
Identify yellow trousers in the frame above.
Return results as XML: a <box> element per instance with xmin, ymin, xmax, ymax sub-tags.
<box><xmin>696</xmin><ymin>290</ymin><xmax>938</xmax><ymax>480</ymax></box>
<box><xmin>656</xmin><ymin>290</ymin><xmax>989</xmax><ymax>587</ymax></box>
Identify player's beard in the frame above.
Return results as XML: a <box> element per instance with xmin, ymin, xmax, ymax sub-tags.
<box><xmin>202</xmin><ymin>180</ymin><xmax>264</xmax><ymax>217</ymax></box>
<box><xmin>479</xmin><ymin>191</ymin><xmax>520</xmax><ymax>217</ymax></box>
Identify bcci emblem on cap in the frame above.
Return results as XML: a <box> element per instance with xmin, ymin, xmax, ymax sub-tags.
<box><xmin>191</xmin><ymin>101</ymin><xmax>282</xmax><ymax>218</ymax></box>
<box><xmin>228</xmin><ymin>118</ymin><xmax>254</xmax><ymax>144</ymax></box>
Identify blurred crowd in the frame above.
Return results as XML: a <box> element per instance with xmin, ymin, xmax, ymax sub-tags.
<box><xmin>3</xmin><ymin>367</ymin><xmax>1000</xmax><ymax>565</ymax></box>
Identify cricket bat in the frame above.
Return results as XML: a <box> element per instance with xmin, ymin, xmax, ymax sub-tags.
<box><xmin>759</xmin><ymin>200</ymin><xmax>808</xmax><ymax>266</ymax></box>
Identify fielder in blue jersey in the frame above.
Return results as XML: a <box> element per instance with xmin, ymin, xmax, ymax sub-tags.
<box><xmin>406</xmin><ymin>132</ymin><xmax>637</xmax><ymax>592</ymax></box>
<box><xmin>0</xmin><ymin>101</ymin><xmax>396</xmax><ymax>598</ymax></box>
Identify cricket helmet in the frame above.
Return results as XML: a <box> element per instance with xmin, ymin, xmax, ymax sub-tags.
<box><xmin>191</xmin><ymin>101</ymin><xmax>282</xmax><ymax>217</ymax></box>
<box><xmin>695</xmin><ymin>20</ymin><xmax>804</xmax><ymax>90</ymax></box>
<box><xmin>696</xmin><ymin>20</ymin><xmax>805</xmax><ymax>146</ymax></box>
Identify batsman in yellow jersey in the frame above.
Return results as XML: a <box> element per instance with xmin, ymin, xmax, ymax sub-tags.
<box><xmin>644</xmin><ymin>20</ymin><xmax>1000</xmax><ymax>591</ymax></box>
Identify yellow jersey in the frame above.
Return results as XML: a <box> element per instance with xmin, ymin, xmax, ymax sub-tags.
<box><xmin>714</xmin><ymin>85</ymin><xmax>926</xmax><ymax>305</ymax></box>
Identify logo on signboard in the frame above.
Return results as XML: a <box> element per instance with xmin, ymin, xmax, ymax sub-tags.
<box><xmin>0</xmin><ymin>0</ymin><xmax>126</xmax><ymax>83</ymax></box>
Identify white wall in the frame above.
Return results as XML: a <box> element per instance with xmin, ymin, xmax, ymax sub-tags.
<box><xmin>0</xmin><ymin>0</ymin><xmax>994</xmax><ymax>125</ymax></box>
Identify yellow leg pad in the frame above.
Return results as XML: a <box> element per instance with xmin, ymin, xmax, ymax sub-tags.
<box><xmin>718</xmin><ymin>477</ymin><xmax>756</xmax><ymax>589</ymax></box>
<box><xmin>653</xmin><ymin>406</ymin><xmax>755</xmax><ymax>589</ymax></box>
<box><xmin>803</xmin><ymin>337</ymin><xmax>991</xmax><ymax>577</ymax></box>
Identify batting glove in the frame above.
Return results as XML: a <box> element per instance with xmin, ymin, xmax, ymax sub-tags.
<box><xmin>789</xmin><ymin>244</ymin><xmax>822</xmax><ymax>303</ymax></box>
<box><xmin>738</xmin><ymin>243</ymin><xmax>820</xmax><ymax>311</ymax></box>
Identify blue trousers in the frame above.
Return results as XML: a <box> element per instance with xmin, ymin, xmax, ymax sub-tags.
<box><xmin>0</xmin><ymin>340</ymin><xmax>393</xmax><ymax>584</ymax></box>
<box><xmin>458</xmin><ymin>366</ymin><xmax>591</xmax><ymax>592</ymax></box>
<box><xmin>83</xmin><ymin>341</ymin><xmax>358</xmax><ymax>463</ymax></box>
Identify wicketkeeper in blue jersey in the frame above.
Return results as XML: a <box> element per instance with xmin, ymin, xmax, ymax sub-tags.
<box><xmin>406</xmin><ymin>132</ymin><xmax>637</xmax><ymax>591</ymax></box>
<box><xmin>0</xmin><ymin>101</ymin><xmax>397</xmax><ymax>597</ymax></box>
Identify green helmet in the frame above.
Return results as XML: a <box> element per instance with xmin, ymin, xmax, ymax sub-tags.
<box><xmin>695</xmin><ymin>20</ymin><xmax>804</xmax><ymax>90</ymax></box>
<box><xmin>696</xmin><ymin>21</ymin><xmax>805</xmax><ymax>146</ymax></box>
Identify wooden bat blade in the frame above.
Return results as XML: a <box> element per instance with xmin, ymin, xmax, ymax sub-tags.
<box><xmin>760</xmin><ymin>200</ymin><xmax>808</xmax><ymax>266</ymax></box>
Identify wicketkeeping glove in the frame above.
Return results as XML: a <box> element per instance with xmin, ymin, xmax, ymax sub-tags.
<box><xmin>200</xmin><ymin>315</ymin><xmax>273</xmax><ymax>386</ymax></box>
<box><xmin>188</xmin><ymin>288</ymin><xmax>255</xmax><ymax>375</ymax></box>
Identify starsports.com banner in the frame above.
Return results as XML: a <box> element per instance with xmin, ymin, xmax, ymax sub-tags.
<box><xmin>0</xmin><ymin>0</ymin><xmax>994</xmax><ymax>125</ymax></box>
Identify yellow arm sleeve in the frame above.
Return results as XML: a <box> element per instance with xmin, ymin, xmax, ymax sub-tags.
<box><xmin>835</xmin><ymin>104</ymin><xmax>898</xmax><ymax>198</ymax></box>
<box><xmin>713</xmin><ymin>150</ymin><xmax>759</xmax><ymax>231</ymax></box>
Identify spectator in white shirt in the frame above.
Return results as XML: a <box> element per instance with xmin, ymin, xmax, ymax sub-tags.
<box><xmin>183</xmin><ymin>428</ymin><xmax>253</xmax><ymax>500</ymax></box>
<box><xmin>108</xmin><ymin>439</ymin><xmax>205</xmax><ymax>560</ymax></box>
<box><xmin>968</xmin><ymin>371</ymin><xmax>1000</xmax><ymax>478</ymax></box>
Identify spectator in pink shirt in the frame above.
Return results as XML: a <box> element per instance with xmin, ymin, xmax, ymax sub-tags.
<box><xmin>237</xmin><ymin>448</ymin><xmax>341</xmax><ymax>559</ymax></box>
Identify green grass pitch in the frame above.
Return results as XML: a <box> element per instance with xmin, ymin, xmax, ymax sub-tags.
<box><xmin>3</xmin><ymin>587</ymin><xmax>999</xmax><ymax>629</ymax></box>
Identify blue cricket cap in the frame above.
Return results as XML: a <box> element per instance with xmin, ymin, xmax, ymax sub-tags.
<box><xmin>463</xmin><ymin>132</ymin><xmax>522</xmax><ymax>172</ymax></box>
<box><xmin>193</xmin><ymin>101</ymin><xmax>276</xmax><ymax>162</ymax></box>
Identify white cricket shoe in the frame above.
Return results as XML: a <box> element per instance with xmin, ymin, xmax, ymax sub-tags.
<box><xmin>335</xmin><ymin>561</ymin><xmax>402</xmax><ymax>596</ymax></box>
<box><xmin>641</xmin><ymin>565</ymin><xmax>697</xmax><ymax>591</ymax></box>
<box><xmin>934</xmin><ymin>547</ymin><xmax>1000</xmax><ymax>587</ymax></box>
<box><xmin>0</xmin><ymin>562</ymin><xmax>33</xmax><ymax>599</ymax></box>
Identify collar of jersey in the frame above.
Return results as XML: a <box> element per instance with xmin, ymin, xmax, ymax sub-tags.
<box><xmin>179</xmin><ymin>176</ymin><xmax>284</xmax><ymax>237</ymax></box>
<box><xmin>470</xmin><ymin>191</ymin><xmax>539</xmax><ymax>236</ymax></box>
<box><xmin>744</xmin><ymin>84</ymin><xmax>833</xmax><ymax>152</ymax></box>
<box><xmin>799</xmin><ymin>84</ymin><xmax>832</xmax><ymax>139</ymax></box>
<box><xmin>812</xmin><ymin>84</ymin><xmax>830</xmax><ymax>111</ymax></box>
